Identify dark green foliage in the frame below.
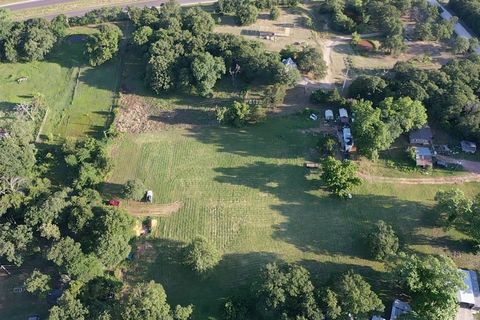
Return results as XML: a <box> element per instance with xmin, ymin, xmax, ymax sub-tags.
<box><xmin>414</xmin><ymin>2</ymin><xmax>456</xmax><ymax>41</ymax></box>
<box><xmin>123</xmin><ymin>179</ymin><xmax>146</xmax><ymax>201</ymax></box>
<box><xmin>0</xmin><ymin>223</ymin><xmax>33</xmax><ymax>266</ymax></box>
<box><xmin>332</xmin><ymin>271</ymin><xmax>384</xmax><ymax>318</ymax></box>
<box><xmin>262</xmin><ymin>84</ymin><xmax>287</xmax><ymax>108</ymax></box>
<box><xmin>450</xmin><ymin>0</ymin><xmax>480</xmax><ymax>35</ymax></box>
<box><xmin>435</xmin><ymin>188</ymin><xmax>473</xmax><ymax>226</ymax></box>
<box><xmin>270</xmin><ymin>6</ymin><xmax>280</xmax><ymax>20</ymax></box>
<box><xmin>394</xmin><ymin>254</ymin><xmax>464</xmax><ymax>320</ymax></box>
<box><xmin>351</xmin><ymin>100</ymin><xmax>393</xmax><ymax>159</ymax></box>
<box><xmin>184</xmin><ymin>236</ymin><xmax>221</xmax><ymax>273</ymax></box>
<box><xmin>236</xmin><ymin>4</ymin><xmax>259</xmax><ymax>26</ymax></box>
<box><xmin>24</xmin><ymin>270</ymin><xmax>51</xmax><ymax>296</ymax></box>
<box><xmin>217</xmin><ymin>101</ymin><xmax>265</xmax><ymax>127</ymax></box>
<box><xmin>320</xmin><ymin>157</ymin><xmax>361</xmax><ymax>198</ymax></box>
<box><xmin>79</xmin><ymin>276</ymin><xmax>123</xmax><ymax>318</ymax></box>
<box><xmin>256</xmin><ymin>263</ymin><xmax>324</xmax><ymax>320</ymax></box>
<box><xmin>86</xmin><ymin>24</ymin><xmax>122</xmax><ymax>66</ymax></box>
<box><xmin>47</xmin><ymin>237</ymin><xmax>104</xmax><ymax>282</ymax></box>
<box><xmin>317</xmin><ymin>134</ymin><xmax>337</xmax><ymax>157</ymax></box>
<box><xmin>310</xmin><ymin>88</ymin><xmax>346</xmax><ymax>106</ymax></box>
<box><xmin>49</xmin><ymin>291</ymin><xmax>89</xmax><ymax>320</ymax></box>
<box><xmin>89</xmin><ymin>206</ymin><xmax>134</xmax><ymax>269</ymax></box>
<box><xmin>296</xmin><ymin>46</ymin><xmax>327</xmax><ymax>78</ymax></box>
<box><xmin>62</xmin><ymin>138</ymin><xmax>111</xmax><ymax>189</ymax></box>
<box><xmin>348</xmin><ymin>75</ymin><xmax>388</xmax><ymax>103</ymax></box>
<box><xmin>120</xmin><ymin>281</ymin><xmax>173</xmax><ymax>319</ymax></box>
<box><xmin>367</xmin><ymin>220</ymin><xmax>399</xmax><ymax>260</ymax></box>
<box><xmin>0</xmin><ymin>17</ymin><xmax>58</xmax><ymax>62</ymax></box>
<box><xmin>50</xmin><ymin>14</ymin><xmax>69</xmax><ymax>37</ymax></box>
<box><xmin>132</xmin><ymin>25</ymin><xmax>153</xmax><ymax>46</ymax></box>
<box><xmin>191</xmin><ymin>52</ymin><xmax>226</xmax><ymax>97</ymax></box>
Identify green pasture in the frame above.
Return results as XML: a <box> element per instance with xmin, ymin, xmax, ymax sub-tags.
<box><xmin>107</xmin><ymin>115</ymin><xmax>480</xmax><ymax>318</ymax></box>
<box><xmin>0</xmin><ymin>25</ymin><xmax>119</xmax><ymax>140</ymax></box>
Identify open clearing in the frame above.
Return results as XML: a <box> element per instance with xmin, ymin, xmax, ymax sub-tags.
<box><xmin>0</xmin><ymin>25</ymin><xmax>119</xmax><ymax>140</ymax></box>
<box><xmin>106</xmin><ymin>115</ymin><xmax>480</xmax><ymax>318</ymax></box>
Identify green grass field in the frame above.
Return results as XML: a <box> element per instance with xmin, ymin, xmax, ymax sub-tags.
<box><xmin>107</xmin><ymin>115</ymin><xmax>480</xmax><ymax>318</ymax></box>
<box><xmin>0</xmin><ymin>25</ymin><xmax>119</xmax><ymax>140</ymax></box>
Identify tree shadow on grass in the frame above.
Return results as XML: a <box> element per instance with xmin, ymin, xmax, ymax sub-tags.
<box><xmin>212</xmin><ymin>161</ymin><xmax>436</xmax><ymax>259</ymax></box>
<box><xmin>126</xmin><ymin>238</ymin><xmax>280</xmax><ymax>318</ymax></box>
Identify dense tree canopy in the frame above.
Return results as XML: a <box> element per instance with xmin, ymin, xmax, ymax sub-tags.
<box><xmin>256</xmin><ymin>263</ymin><xmax>323</xmax><ymax>320</ymax></box>
<box><xmin>320</xmin><ymin>157</ymin><xmax>361</xmax><ymax>198</ymax></box>
<box><xmin>394</xmin><ymin>254</ymin><xmax>464</xmax><ymax>320</ymax></box>
<box><xmin>184</xmin><ymin>236</ymin><xmax>221</xmax><ymax>273</ymax></box>
<box><xmin>367</xmin><ymin>220</ymin><xmax>399</xmax><ymax>260</ymax></box>
<box><xmin>85</xmin><ymin>24</ymin><xmax>121</xmax><ymax>66</ymax></box>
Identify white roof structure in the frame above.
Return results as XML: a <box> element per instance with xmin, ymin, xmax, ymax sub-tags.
<box><xmin>339</xmin><ymin>108</ymin><xmax>348</xmax><ymax>118</ymax></box>
<box><xmin>372</xmin><ymin>316</ymin><xmax>386</xmax><ymax>320</ymax></box>
<box><xmin>458</xmin><ymin>269</ymin><xmax>480</xmax><ymax>307</ymax></box>
<box><xmin>282</xmin><ymin>58</ymin><xmax>297</xmax><ymax>69</ymax></box>
<box><xmin>390</xmin><ymin>299</ymin><xmax>411</xmax><ymax>320</ymax></box>
<box><xmin>325</xmin><ymin>109</ymin><xmax>334</xmax><ymax>120</ymax></box>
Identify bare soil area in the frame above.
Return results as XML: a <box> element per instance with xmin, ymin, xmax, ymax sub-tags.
<box><xmin>122</xmin><ymin>200</ymin><xmax>182</xmax><ymax>217</ymax></box>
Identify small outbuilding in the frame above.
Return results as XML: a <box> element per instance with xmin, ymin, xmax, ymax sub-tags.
<box><xmin>282</xmin><ymin>57</ymin><xmax>297</xmax><ymax>69</ymax></box>
<box><xmin>461</xmin><ymin>141</ymin><xmax>477</xmax><ymax>154</ymax></box>
<box><xmin>409</xmin><ymin>127</ymin><xmax>433</xmax><ymax>145</ymax></box>
<box><xmin>325</xmin><ymin>109</ymin><xmax>334</xmax><ymax>121</ymax></box>
<box><xmin>414</xmin><ymin>146</ymin><xmax>433</xmax><ymax>168</ymax></box>
<box><xmin>390</xmin><ymin>299</ymin><xmax>411</xmax><ymax>320</ymax></box>
<box><xmin>339</xmin><ymin>108</ymin><xmax>349</xmax><ymax>123</ymax></box>
<box><xmin>372</xmin><ymin>316</ymin><xmax>386</xmax><ymax>320</ymax></box>
<box><xmin>457</xmin><ymin>269</ymin><xmax>480</xmax><ymax>310</ymax></box>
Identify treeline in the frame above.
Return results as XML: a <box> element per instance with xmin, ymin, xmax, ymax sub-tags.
<box><xmin>450</xmin><ymin>0</ymin><xmax>480</xmax><ymax>34</ymax></box>
<box><xmin>217</xmin><ymin>0</ymin><xmax>299</xmax><ymax>25</ymax></box>
<box><xmin>0</xmin><ymin>10</ymin><xmax>68</xmax><ymax>62</ymax></box>
<box><xmin>128</xmin><ymin>2</ymin><xmax>305</xmax><ymax>97</ymax></box>
<box><xmin>320</xmin><ymin>0</ymin><xmax>456</xmax><ymax>53</ymax></box>
<box><xmin>224</xmin><ymin>251</ymin><xmax>463</xmax><ymax>320</ymax></box>
<box><xmin>348</xmin><ymin>55</ymin><xmax>480</xmax><ymax>143</ymax></box>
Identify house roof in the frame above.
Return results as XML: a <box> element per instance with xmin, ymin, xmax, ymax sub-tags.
<box><xmin>409</xmin><ymin>127</ymin><xmax>433</xmax><ymax>141</ymax></box>
<box><xmin>458</xmin><ymin>269</ymin><xmax>476</xmax><ymax>305</ymax></box>
<box><xmin>390</xmin><ymin>299</ymin><xmax>411</xmax><ymax>320</ymax></box>
<box><xmin>372</xmin><ymin>316</ymin><xmax>386</xmax><ymax>320</ymax></box>
<box><xmin>415</xmin><ymin>147</ymin><xmax>432</xmax><ymax>157</ymax></box>
<box><xmin>339</xmin><ymin>108</ymin><xmax>348</xmax><ymax>118</ymax></box>
<box><xmin>325</xmin><ymin>109</ymin><xmax>334</xmax><ymax>119</ymax></box>
<box><xmin>282</xmin><ymin>58</ymin><xmax>297</xmax><ymax>68</ymax></box>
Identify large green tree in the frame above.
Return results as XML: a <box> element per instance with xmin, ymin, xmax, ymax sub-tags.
<box><xmin>121</xmin><ymin>281</ymin><xmax>172</xmax><ymax>320</ymax></box>
<box><xmin>184</xmin><ymin>236</ymin><xmax>221</xmax><ymax>273</ymax></box>
<box><xmin>367</xmin><ymin>220</ymin><xmax>399</xmax><ymax>260</ymax></box>
<box><xmin>256</xmin><ymin>263</ymin><xmax>323</xmax><ymax>320</ymax></box>
<box><xmin>394</xmin><ymin>254</ymin><xmax>464</xmax><ymax>320</ymax></box>
<box><xmin>190</xmin><ymin>52</ymin><xmax>226</xmax><ymax>97</ymax></box>
<box><xmin>86</xmin><ymin>24</ymin><xmax>121</xmax><ymax>66</ymax></box>
<box><xmin>351</xmin><ymin>100</ymin><xmax>394</xmax><ymax>159</ymax></box>
<box><xmin>320</xmin><ymin>157</ymin><xmax>361</xmax><ymax>198</ymax></box>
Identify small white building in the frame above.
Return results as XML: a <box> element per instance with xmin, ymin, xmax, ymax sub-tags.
<box><xmin>282</xmin><ymin>57</ymin><xmax>297</xmax><ymax>69</ymax></box>
<box><xmin>339</xmin><ymin>108</ymin><xmax>349</xmax><ymax>124</ymax></box>
<box><xmin>325</xmin><ymin>109</ymin><xmax>334</xmax><ymax>121</ymax></box>
<box><xmin>390</xmin><ymin>299</ymin><xmax>411</xmax><ymax>320</ymax></box>
<box><xmin>458</xmin><ymin>269</ymin><xmax>480</xmax><ymax>310</ymax></box>
<box><xmin>372</xmin><ymin>316</ymin><xmax>386</xmax><ymax>320</ymax></box>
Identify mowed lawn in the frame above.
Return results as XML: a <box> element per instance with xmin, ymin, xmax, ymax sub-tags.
<box><xmin>0</xmin><ymin>25</ymin><xmax>120</xmax><ymax>140</ymax></box>
<box><xmin>108</xmin><ymin>115</ymin><xmax>480</xmax><ymax>318</ymax></box>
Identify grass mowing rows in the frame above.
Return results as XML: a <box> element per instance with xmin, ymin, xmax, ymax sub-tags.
<box><xmin>106</xmin><ymin>115</ymin><xmax>480</xmax><ymax>318</ymax></box>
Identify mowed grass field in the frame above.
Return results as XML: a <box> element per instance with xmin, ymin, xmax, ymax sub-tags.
<box><xmin>0</xmin><ymin>25</ymin><xmax>120</xmax><ymax>140</ymax></box>
<box><xmin>107</xmin><ymin>115</ymin><xmax>480</xmax><ymax>318</ymax></box>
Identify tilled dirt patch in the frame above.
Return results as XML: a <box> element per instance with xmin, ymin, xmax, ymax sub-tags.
<box><xmin>115</xmin><ymin>94</ymin><xmax>216</xmax><ymax>133</ymax></box>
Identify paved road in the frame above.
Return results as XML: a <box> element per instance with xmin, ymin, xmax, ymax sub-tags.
<box><xmin>427</xmin><ymin>0</ymin><xmax>480</xmax><ymax>54</ymax></box>
<box><xmin>1</xmin><ymin>0</ymin><xmax>216</xmax><ymax>18</ymax></box>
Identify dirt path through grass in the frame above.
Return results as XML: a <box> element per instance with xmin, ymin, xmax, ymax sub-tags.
<box><xmin>359</xmin><ymin>172</ymin><xmax>480</xmax><ymax>184</ymax></box>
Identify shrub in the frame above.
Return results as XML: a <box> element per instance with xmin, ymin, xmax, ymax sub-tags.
<box><xmin>367</xmin><ymin>220</ymin><xmax>399</xmax><ymax>260</ymax></box>
<box><xmin>318</xmin><ymin>135</ymin><xmax>337</xmax><ymax>157</ymax></box>
<box><xmin>270</xmin><ymin>6</ymin><xmax>280</xmax><ymax>20</ymax></box>
<box><xmin>263</xmin><ymin>84</ymin><xmax>287</xmax><ymax>108</ymax></box>
<box><xmin>184</xmin><ymin>236</ymin><xmax>221</xmax><ymax>273</ymax></box>
<box><xmin>123</xmin><ymin>179</ymin><xmax>146</xmax><ymax>201</ymax></box>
